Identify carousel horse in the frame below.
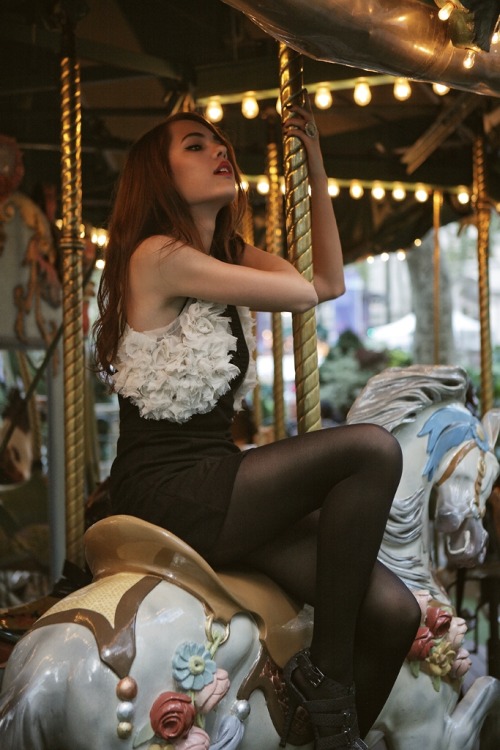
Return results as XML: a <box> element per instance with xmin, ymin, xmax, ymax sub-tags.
<box><xmin>1</xmin><ymin>365</ymin><xmax>500</xmax><ymax>750</ymax></box>
<box><xmin>347</xmin><ymin>365</ymin><xmax>500</xmax><ymax>749</ymax></box>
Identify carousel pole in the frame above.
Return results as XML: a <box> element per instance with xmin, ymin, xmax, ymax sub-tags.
<box><xmin>432</xmin><ymin>190</ymin><xmax>443</xmax><ymax>364</ymax></box>
<box><xmin>265</xmin><ymin>113</ymin><xmax>287</xmax><ymax>440</ymax></box>
<box><xmin>472</xmin><ymin>131</ymin><xmax>494</xmax><ymax>414</ymax></box>
<box><xmin>59</xmin><ymin>10</ymin><xmax>86</xmax><ymax>568</ymax></box>
<box><xmin>278</xmin><ymin>44</ymin><xmax>322</xmax><ymax>434</ymax></box>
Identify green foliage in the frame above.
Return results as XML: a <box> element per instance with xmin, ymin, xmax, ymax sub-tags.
<box><xmin>319</xmin><ymin>331</ymin><xmax>413</xmax><ymax>419</ymax></box>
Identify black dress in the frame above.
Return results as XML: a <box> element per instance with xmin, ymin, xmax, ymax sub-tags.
<box><xmin>109</xmin><ymin>303</ymin><xmax>253</xmax><ymax>556</ymax></box>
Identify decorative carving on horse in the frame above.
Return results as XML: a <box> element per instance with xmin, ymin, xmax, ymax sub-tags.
<box><xmin>1</xmin><ymin>365</ymin><xmax>499</xmax><ymax>749</ymax></box>
<box><xmin>0</xmin><ymin>135</ymin><xmax>62</xmax><ymax>350</ymax></box>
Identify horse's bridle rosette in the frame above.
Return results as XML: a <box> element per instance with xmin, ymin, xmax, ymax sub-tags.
<box><xmin>149</xmin><ymin>691</ymin><xmax>196</xmax><ymax>741</ymax></box>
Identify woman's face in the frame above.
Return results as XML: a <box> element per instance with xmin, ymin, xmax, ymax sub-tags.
<box><xmin>167</xmin><ymin>119</ymin><xmax>237</xmax><ymax>212</ymax></box>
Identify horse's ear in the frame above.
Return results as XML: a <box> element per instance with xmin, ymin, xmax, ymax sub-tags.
<box><xmin>482</xmin><ymin>408</ymin><xmax>500</xmax><ymax>450</ymax></box>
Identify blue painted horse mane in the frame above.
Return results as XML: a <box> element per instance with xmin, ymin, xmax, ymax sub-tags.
<box><xmin>418</xmin><ymin>405</ymin><xmax>490</xmax><ymax>482</ymax></box>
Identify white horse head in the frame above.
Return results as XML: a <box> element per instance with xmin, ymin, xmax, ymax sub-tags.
<box><xmin>347</xmin><ymin>364</ymin><xmax>500</xmax><ymax>597</ymax></box>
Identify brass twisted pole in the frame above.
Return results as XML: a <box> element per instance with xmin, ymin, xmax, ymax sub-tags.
<box><xmin>279</xmin><ymin>44</ymin><xmax>321</xmax><ymax>434</ymax></box>
<box><xmin>266</xmin><ymin>115</ymin><xmax>287</xmax><ymax>440</ymax></box>
<box><xmin>472</xmin><ymin>133</ymin><xmax>493</xmax><ymax>414</ymax></box>
<box><xmin>60</xmin><ymin>25</ymin><xmax>85</xmax><ymax>567</ymax></box>
<box><xmin>432</xmin><ymin>190</ymin><xmax>442</xmax><ymax>364</ymax></box>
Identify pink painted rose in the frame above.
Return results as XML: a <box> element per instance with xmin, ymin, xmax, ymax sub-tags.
<box><xmin>174</xmin><ymin>726</ymin><xmax>211</xmax><ymax>750</ymax></box>
<box><xmin>407</xmin><ymin>626</ymin><xmax>435</xmax><ymax>661</ymax></box>
<box><xmin>150</xmin><ymin>691</ymin><xmax>196</xmax><ymax>741</ymax></box>
<box><xmin>413</xmin><ymin>590</ymin><xmax>431</xmax><ymax>621</ymax></box>
<box><xmin>445</xmin><ymin>616</ymin><xmax>467</xmax><ymax>650</ymax></box>
<box><xmin>425</xmin><ymin>606</ymin><xmax>452</xmax><ymax>638</ymax></box>
<box><xmin>449</xmin><ymin>646</ymin><xmax>472</xmax><ymax>679</ymax></box>
<box><xmin>194</xmin><ymin>668</ymin><xmax>230</xmax><ymax>714</ymax></box>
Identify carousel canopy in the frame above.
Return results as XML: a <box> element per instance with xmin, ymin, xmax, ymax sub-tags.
<box><xmin>1</xmin><ymin>0</ymin><xmax>500</xmax><ymax>262</ymax></box>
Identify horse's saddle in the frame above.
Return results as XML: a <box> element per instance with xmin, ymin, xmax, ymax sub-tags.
<box><xmin>83</xmin><ymin>514</ymin><xmax>309</xmax><ymax>669</ymax></box>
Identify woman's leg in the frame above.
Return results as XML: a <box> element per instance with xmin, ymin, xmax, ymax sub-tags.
<box><xmin>208</xmin><ymin>423</ymin><xmax>405</xmax><ymax>686</ymax></box>
<box><xmin>206</xmin><ymin>424</ymin><xmax>420</xmax><ymax>743</ymax></box>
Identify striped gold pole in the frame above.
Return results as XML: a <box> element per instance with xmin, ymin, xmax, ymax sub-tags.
<box><xmin>279</xmin><ymin>43</ymin><xmax>321</xmax><ymax>434</ymax></box>
<box><xmin>473</xmin><ymin>133</ymin><xmax>493</xmax><ymax>414</ymax></box>
<box><xmin>60</xmin><ymin>23</ymin><xmax>85</xmax><ymax>567</ymax></box>
<box><xmin>432</xmin><ymin>190</ymin><xmax>442</xmax><ymax>364</ymax></box>
<box><xmin>266</xmin><ymin>114</ymin><xmax>287</xmax><ymax>440</ymax></box>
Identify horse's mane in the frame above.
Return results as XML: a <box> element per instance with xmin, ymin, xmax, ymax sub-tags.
<box><xmin>346</xmin><ymin>364</ymin><xmax>469</xmax><ymax>434</ymax></box>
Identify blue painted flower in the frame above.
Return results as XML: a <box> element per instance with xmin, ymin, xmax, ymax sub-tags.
<box><xmin>172</xmin><ymin>642</ymin><xmax>217</xmax><ymax>691</ymax></box>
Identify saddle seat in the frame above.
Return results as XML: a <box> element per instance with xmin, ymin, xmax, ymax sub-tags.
<box><xmin>84</xmin><ymin>514</ymin><xmax>310</xmax><ymax>668</ymax></box>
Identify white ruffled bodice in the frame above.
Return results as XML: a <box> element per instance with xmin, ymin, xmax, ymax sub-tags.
<box><xmin>111</xmin><ymin>299</ymin><xmax>256</xmax><ymax>423</ymax></box>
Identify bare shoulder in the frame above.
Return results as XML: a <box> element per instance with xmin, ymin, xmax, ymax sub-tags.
<box><xmin>132</xmin><ymin>235</ymin><xmax>178</xmax><ymax>265</ymax></box>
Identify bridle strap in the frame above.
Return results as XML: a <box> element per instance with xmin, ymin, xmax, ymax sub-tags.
<box><xmin>435</xmin><ymin>440</ymin><xmax>477</xmax><ymax>487</ymax></box>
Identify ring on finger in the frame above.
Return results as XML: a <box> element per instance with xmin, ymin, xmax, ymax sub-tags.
<box><xmin>305</xmin><ymin>121</ymin><xmax>318</xmax><ymax>138</ymax></box>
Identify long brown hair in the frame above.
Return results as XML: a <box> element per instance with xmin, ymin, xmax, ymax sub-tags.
<box><xmin>93</xmin><ymin>111</ymin><xmax>248</xmax><ymax>374</ymax></box>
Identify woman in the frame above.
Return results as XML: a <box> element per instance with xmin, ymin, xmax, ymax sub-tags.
<box><xmin>94</xmin><ymin>105</ymin><xmax>420</xmax><ymax>749</ymax></box>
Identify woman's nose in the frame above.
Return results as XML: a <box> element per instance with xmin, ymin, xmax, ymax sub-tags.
<box><xmin>215</xmin><ymin>144</ymin><xmax>227</xmax><ymax>158</ymax></box>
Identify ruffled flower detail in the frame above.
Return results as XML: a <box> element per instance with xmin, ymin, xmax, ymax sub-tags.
<box><xmin>112</xmin><ymin>300</ymin><xmax>256</xmax><ymax>423</ymax></box>
<box><xmin>449</xmin><ymin>646</ymin><xmax>472</xmax><ymax>679</ymax></box>
<box><xmin>194</xmin><ymin>669</ymin><xmax>230</xmax><ymax>713</ymax></box>
<box><xmin>174</xmin><ymin>726</ymin><xmax>211</xmax><ymax>750</ymax></box>
<box><xmin>173</xmin><ymin>642</ymin><xmax>217</xmax><ymax>691</ymax></box>
<box><xmin>150</xmin><ymin>691</ymin><xmax>196</xmax><ymax>741</ymax></box>
<box><xmin>407</xmin><ymin>626</ymin><xmax>435</xmax><ymax>662</ymax></box>
<box><xmin>425</xmin><ymin>606</ymin><xmax>452</xmax><ymax>638</ymax></box>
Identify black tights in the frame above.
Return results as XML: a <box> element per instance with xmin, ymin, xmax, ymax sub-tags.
<box><xmin>206</xmin><ymin>424</ymin><xmax>421</xmax><ymax>738</ymax></box>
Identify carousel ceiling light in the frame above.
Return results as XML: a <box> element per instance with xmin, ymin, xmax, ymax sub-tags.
<box><xmin>349</xmin><ymin>180</ymin><xmax>364</xmax><ymax>199</ymax></box>
<box><xmin>315</xmin><ymin>85</ymin><xmax>333</xmax><ymax>109</ymax></box>
<box><xmin>366</xmin><ymin>255</ymin><xmax>375</xmax><ymax>264</ymax></box>
<box><xmin>397</xmin><ymin>250</ymin><xmax>406</xmax><ymax>260</ymax></box>
<box><xmin>437</xmin><ymin>1</ymin><xmax>456</xmax><ymax>22</ymax></box>
<box><xmin>457</xmin><ymin>185</ymin><xmax>471</xmax><ymax>204</ymax></box>
<box><xmin>432</xmin><ymin>82</ymin><xmax>451</xmax><ymax>95</ymax></box>
<box><xmin>415</xmin><ymin>183</ymin><xmax>430</xmax><ymax>202</ymax></box>
<box><xmin>256</xmin><ymin>175</ymin><xmax>270</xmax><ymax>195</ymax></box>
<box><xmin>240</xmin><ymin>178</ymin><xmax>249</xmax><ymax>192</ymax></box>
<box><xmin>328</xmin><ymin>178</ymin><xmax>340</xmax><ymax>197</ymax></box>
<box><xmin>392</xmin><ymin>182</ymin><xmax>406</xmax><ymax>201</ymax></box>
<box><xmin>205</xmin><ymin>97</ymin><xmax>223</xmax><ymax>122</ymax></box>
<box><xmin>393</xmin><ymin>78</ymin><xmax>412</xmax><ymax>101</ymax></box>
<box><xmin>353</xmin><ymin>78</ymin><xmax>372</xmax><ymax>106</ymax></box>
<box><xmin>380</xmin><ymin>252</ymin><xmax>390</xmax><ymax>262</ymax></box>
<box><xmin>371</xmin><ymin>181</ymin><xmax>386</xmax><ymax>200</ymax></box>
<box><xmin>463</xmin><ymin>49</ymin><xmax>476</xmax><ymax>69</ymax></box>
<box><xmin>241</xmin><ymin>92</ymin><xmax>259</xmax><ymax>119</ymax></box>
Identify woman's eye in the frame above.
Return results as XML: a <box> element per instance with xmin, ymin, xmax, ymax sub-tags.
<box><xmin>186</xmin><ymin>144</ymin><xmax>202</xmax><ymax>151</ymax></box>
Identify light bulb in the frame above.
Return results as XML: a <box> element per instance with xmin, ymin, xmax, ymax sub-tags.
<box><xmin>256</xmin><ymin>176</ymin><xmax>270</xmax><ymax>195</ymax></box>
<box><xmin>415</xmin><ymin>183</ymin><xmax>429</xmax><ymax>202</ymax></box>
<box><xmin>457</xmin><ymin>186</ymin><xmax>470</xmax><ymax>204</ymax></box>
<box><xmin>366</xmin><ymin>255</ymin><xmax>375</xmax><ymax>264</ymax></box>
<box><xmin>371</xmin><ymin>181</ymin><xmax>386</xmax><ymax>201</ymax></box>
<box><xmin>397</xmin><ymin>250</ymin><xmax>406</xmax><ymax>261</ymax></box>
<box><xmin>349</xmin><ymin>180</ymin><xmax>364</xmax><ymax>199</ymax></box>
<box><xmin>432</xmin><ymin>82</ymin><xmax>450</xmax><ymax>96</ymax></box>
<box><xmin>95</xmin><ymin>258</ymin><xmax>105</xmax><ymax>270</ymax></box>
<box><xmin>205</xmin><ymin>97</ymin><xmax>223</xmax><ymax>123</ymax></box>
<box><xmin>354</xmin><ymin>79</ymin><xmax>372</xmax><ymax>106</ymax></box>
<box><xmin>381</xmin><ymin>252</ymin><xmax>390</xmax><ymax>262</ymax></box>
<box><xmin>414</xmin><ymin>238</ymin><xmax>422</xmax><ymax>247</ymax></box>
<box><xmin>328</xmin><ymin>179</ymin><xmax>340</xmax><ymax>197</ymax></box>
<box><xmin>438</xmin><ymin>1</ymin><xmax>455</xmax><ymax>21</ymax></box>
<box><xmin>463</xmin><ymin>49</ymin><xmax>476</xmax><ymax>69</ymax></box>
<box><xmin>241</xmin><ymin>92</ymin><xmax>259</xmax><ymax>119</ymax></box>
<box><xmin>240</xmin><ymin>178</ymin><xmax>249</xmax><ymax>192</ymax></box>
<box><xmin>393</xmin><ymin>77</ymin><xmax>412</xmax><ymax>101</ymax></box>
<box><xmin>392</xmin><ymin>182</ymin><xmax>406</xmax><ymax>201</ymax></box>
<box><xmin>315</xmin><ymin>85</ymin><xmax>333</xmax><ymax>110</ymax></box>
